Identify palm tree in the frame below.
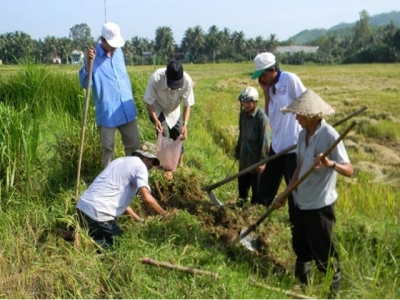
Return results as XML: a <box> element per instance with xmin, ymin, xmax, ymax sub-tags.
<box><xmin>58</xmin><ymin>37</ymin><xmax>72</xmax><ymax>64</ymax></box>
<box><xmin>266</xmin><ymin>34</ymin><xmax>278</xmax><ymax>52</ymax></box>
<box><xmin>191</xmin><ymin>26</ymin><xmax>206</xmax><ymax>60</ymax></box>
<box><xmin>154</xmin><ymin>26</ymin><xmax>175</xmax><ymax>61</ymax></box>
<box><xmin>231</xmin><ymin>31</ymin><xmax>246</xmax><ymax>55</ymax></box>
<box><xmin>206</xmin><ymin>25</ymin><xmax>221</xmax><ymax>63</ymax></box>
<box><xmin>44</xmin><ymin>35</ymin><xmax>59</xmax><ymax>63</ymax></box>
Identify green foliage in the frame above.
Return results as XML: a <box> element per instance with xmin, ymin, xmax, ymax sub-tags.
<box><xmin>0</xmin><ymin>104</ymin><xmax>39</xmax><ymax>199</ymax></box>
<box><xmin>0</xmin><ymin>63</ymin><xmax>84</xmax><ymax>118</ymax></box>
<box><xmin>0</xmin><ymin>63</ymin><xmax>399</xmax><ymax>298</ymax></box>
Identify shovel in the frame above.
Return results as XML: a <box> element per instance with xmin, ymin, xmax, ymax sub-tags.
<box><xmin>236</xmin><ymin>120</ymin><xmax>357</xmax><ymax>250</ymax></box>
<box><xmin>204</xmin><ymin>106</ymin><xmax>367</xmax><ymax>206</ymax></box>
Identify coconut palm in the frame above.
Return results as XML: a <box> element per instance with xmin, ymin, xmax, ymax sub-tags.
<box><xmin>154</xmin><ymin>26</ymin><xmax>175</xmax><ymax>61</ymax></box>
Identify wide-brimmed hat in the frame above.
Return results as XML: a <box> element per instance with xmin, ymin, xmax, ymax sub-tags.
<box><xmin>132</xmin><ymin>142</ymin><xmax>160</xmax><ymax>166</ymax></box>
<box><xmin>101</xmin><ymin>22</ymin><xmax>125</xmax><ymax>48</ymax></box>
<box><xmin>166</xmin><ymin>60</ymin><xmax>184</xmax><ymax>89</ymax></box>
<box><xmin>281</xmin><ymin>89</ymin><xmax>335</xmax><ymax>118</ymax></box>
<box><xmin>251</xmin><ymin>52</ymin><xmax>276</xmax><ymax>79</ymax></box>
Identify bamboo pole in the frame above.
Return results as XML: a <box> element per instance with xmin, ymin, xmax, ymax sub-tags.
<box><xmin>204</xmin><ymin>106</ymin><xmax>368</xmax><ymax>196</ymax></box>
<box><xmin>75</xmin><ymin>56</ymin><xmax>93</xmax><ymax>199</ymax></box>
<box><xmin>250</xmin><ymin>278</ymin><xmax>317</xmax><ymax>299</ymax></box>
<box><xmin>140</xmin><ymin>258</ymin><xmax>219</xmax><ymax>279</ymax></box>
<box><xmin>235</xmin><ymin>120</ymin><xmax>357</xmax><ymax>243</ymax></box>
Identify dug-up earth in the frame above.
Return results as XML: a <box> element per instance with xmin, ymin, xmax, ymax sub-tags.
<box><xmin>149</xmin><ymin>168</ymin><xmax>292</xmax><ymax>275</ymax></box>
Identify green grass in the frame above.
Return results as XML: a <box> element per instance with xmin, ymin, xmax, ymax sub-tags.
<box><xmin>0</xmin><ymin>62</ymin><xmax>399</xmax><ymax>298</ymax></box>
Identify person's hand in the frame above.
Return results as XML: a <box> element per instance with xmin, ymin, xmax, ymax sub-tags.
<box><xmin>272</xmin><ymin>194</ymin><xmax>287</xmax><ymax>209</ymax></box>
<box><xmin>258</xmin><ymin>77</ymin><xmax>270</xmax><ymax>92</ymax></box>
<box><xmin>314</xmin><ymin>153</ymin><xmax>331</xmax><ymax>169</ymax></box>
<box><xmin>154</xmin><ymin>120</ymin><xmax>163</xmax><ymax>133</ymax></box>
<box><xmin>180</xmin><ymin>125</ymin><xmax>188</xmax><ymax>140</ymax></box>
<box><xmin>256</xmin><ymin>164</ymin><xmax>265</xmax><ymax>174</ymax></box>
<box><xmin>87</xmin><ymin>46</ymin><xmax>96</xmax><ymax>60</ymax></box>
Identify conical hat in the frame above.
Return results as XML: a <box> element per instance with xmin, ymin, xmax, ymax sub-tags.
<box><xmin>281</xmin><ymin>89</ymin><xmax>335</xmax><ymax>118</ymax></box>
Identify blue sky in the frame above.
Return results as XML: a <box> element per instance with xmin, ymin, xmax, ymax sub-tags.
<box><xmin>1</xmin><ymin>0</ymin><xmax>398</xmax><ymax>43</ymax></box>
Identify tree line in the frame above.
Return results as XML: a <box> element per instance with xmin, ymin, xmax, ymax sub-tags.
<box><xmin>1</xmin><ymin>10</ymin><xmax>399</xmax><ymax>66</ymax></box>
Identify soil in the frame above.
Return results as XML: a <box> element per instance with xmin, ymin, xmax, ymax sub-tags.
<box><xmin>149</xmin><ymin>170</ymin><xmax>291</xmax><ymax>274</ymax></box>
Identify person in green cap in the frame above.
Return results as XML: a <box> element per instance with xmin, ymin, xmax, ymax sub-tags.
<box><xmin>251</xmin><ymin>52</ymin><xmax>307</xmax><ymax>228</ymax></box>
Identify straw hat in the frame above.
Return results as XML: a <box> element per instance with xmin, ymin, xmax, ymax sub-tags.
<box><xmin>281</xmin><ymin>89</ymin><xmax>335</xmax><ymax>118</ymax></box>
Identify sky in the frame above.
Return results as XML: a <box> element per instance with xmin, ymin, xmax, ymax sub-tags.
<box><xmin>1</xmin><ymin>0</ymin><xmax>399</xmax><ymax>44</ymax></box>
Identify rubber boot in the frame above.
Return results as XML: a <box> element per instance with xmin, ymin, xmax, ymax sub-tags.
<box><xmin>295</xmin><ymin>261</ymin><xmax>312</xmax><ymax>285</ymax></box>
<box><xmin>328</xmin><ymin>271</ymin><xmax>341</xmax><ymax>299</ymax></box>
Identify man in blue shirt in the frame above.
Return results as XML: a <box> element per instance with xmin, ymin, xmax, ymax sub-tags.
<box><xmin>79</xmin><ymin>22</ymin><xmax>141</xmax><ymax>167</ymax></box>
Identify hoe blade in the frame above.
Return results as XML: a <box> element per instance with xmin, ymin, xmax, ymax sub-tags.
<box><xmin>207</xmin><ymin>191</ymin><xmax>223</xmax><ymax>206</ymax></box>
<box><xmin>239</xmin><ymin>227</ymin><xmax>261</xmax><ymax>252</ymax></box>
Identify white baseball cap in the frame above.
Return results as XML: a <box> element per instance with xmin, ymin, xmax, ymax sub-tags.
<box><xmin>251</xmin><ymin>52</ymin><xmax>276</xmax><ymax>79</ymax></box>
<box><xmin>101</xmin><ymin>22</ymin><xmax>125</xmax><ymax>48</ymax></box>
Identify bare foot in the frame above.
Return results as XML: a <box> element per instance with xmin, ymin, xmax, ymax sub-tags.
<box><xmin>164</xmin><ymin>170</ymin><xmax>173</xmax><ymax>181</ymax></box>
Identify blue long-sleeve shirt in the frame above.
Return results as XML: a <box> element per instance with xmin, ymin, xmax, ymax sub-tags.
<box><xmin>79</xmin><ymin>43</ymin><xmax>138</xmax><ymax>127</ymax></box>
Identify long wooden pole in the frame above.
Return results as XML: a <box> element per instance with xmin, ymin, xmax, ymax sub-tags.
<box><xmin>250</xmin><ymin>278</ymin><xmax>317</xmax><ymax>299</ymax></box>
<box><xmin>235</xmin><ymin>120</ymin><xmax>357</xmax><ymax>243</ymax></box>
<box><xmin>75</xmin><ymin>57</ymin><xmax>94</xmax><ymax>199</ymax></box>
<box><xmin>204</xmin><ymin>106</ymin><xmax>367</xmax><ymax>194</ymax></box>
<box><xmin>140</xmin><ymin>258</ymin><xmax>219</xmax><ymax>279</ymax></box>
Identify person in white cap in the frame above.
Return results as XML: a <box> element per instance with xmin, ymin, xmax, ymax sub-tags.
<box><xmin>57</xmin><ymin>142</ymin><xmax>166</xmax><ymax>249</ymax></box>
<box><xmin>251</xmin><ymin>52</ymin><xmax>306</xmax><ymax>228</ymax></box>
<box><xmin>273</xmin><ymin>89</ymin><xmax>354</xmax><ymax>298</ymax></box>
<box><xmin>234</xmin><ymin>86</ymin><xmax>271</xmax><ymax>207</ymax></box>
<box><xmin>144</xmin><ymin>59</ymin><xmax>195</xmax><ymax>180</ymax></box>
<box><xmin>79</xmin><ymin>22</ymin><xmax>141</xmax><ymax>168</ymax></box>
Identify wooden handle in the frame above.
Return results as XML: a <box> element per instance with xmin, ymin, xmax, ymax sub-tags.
<box><xmin>236</xmin><ymin>121</ymin><xmax>357</xmax><ymax>243</ymax></box>
<box><xmin>75</xmin><ymin>56</ymin><xmax>94</xmax><ymax>199</ymax></box>
<box><xmin>204</xmin><ymin>106</ymin><xmax>367</xmax><ymax>194</ymax></box>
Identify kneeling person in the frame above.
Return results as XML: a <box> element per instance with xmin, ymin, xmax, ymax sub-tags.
<box><xmin>76</xmin><ymin>142</ymin><xmax>166</xmax><ymax>248</ymax></box>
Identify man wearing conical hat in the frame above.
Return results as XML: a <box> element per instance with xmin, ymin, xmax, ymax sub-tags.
<box><xmin>274</xmin><ymin>89</ymin><xmax>354</xmax><ymax>298</ymax></box>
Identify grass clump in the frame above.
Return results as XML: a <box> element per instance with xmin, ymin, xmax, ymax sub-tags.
<box><xmin>0</xmin><ymin>62</ymin><xmax>399</xmax><ymax>298</ymax></box>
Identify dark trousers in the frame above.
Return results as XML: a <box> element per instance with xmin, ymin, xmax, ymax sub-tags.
<box><xmin>292</xmin><ymin>204</ymin><xmax>340</xmax><ymax>275</ymax></box>
<box><xmin>151</xmin><ymin>112</ymin><xmax>184</xmax><ymax>154</ymax></box>
<box><xmin>257</xmin><ymin>146</ymin><xmax>297</xmax><ymax>226</ymax></box>
<box><xmin>238</xmin><ymin>172</ymin><xmax>260</xmax><ymax>204</ymax></box>
<box><xmin>76</xmin><ymin>209</ymin><xmax>123</xmax><ymax>247</ymax></box>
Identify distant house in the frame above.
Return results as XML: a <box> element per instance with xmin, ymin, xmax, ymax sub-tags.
<box><xmin>275</xmin><ymin>46</ymin><xmax>319</xmax><ymax>55</ymax></box>
<box><xmin>172</xmin><ymin>52</ymin><xmax>185</xmax><ymax>61</ymax></box>
<box><xmin>142</xmin><ymin>51</ymin><xmax>153</xmax><ymax>64</ymax></box>
<box><xmin>53</xmin><ymin>56</ymin><xmax>61</xmax><ymax>64</ymax></box>
<box><xmin>71</xmin><ymin>50</ymin><xmax>84</xmax><ymax>65</ymax></box>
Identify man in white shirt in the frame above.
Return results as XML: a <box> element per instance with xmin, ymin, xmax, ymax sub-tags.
<box><xmin>73</xmin><ymin>142</ymin><xmax>165</xmax><ymax>249</ymax></box>
<box><xmin>144</xmin><ymin>60</ymin><xmax>195</xmax><ymax>180</ymax></box>
<box><xmin>252</xmin><ymin>52</ymin><xmax>306</xmax><ymax>228</ymax></box>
